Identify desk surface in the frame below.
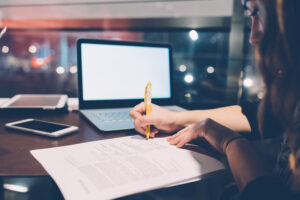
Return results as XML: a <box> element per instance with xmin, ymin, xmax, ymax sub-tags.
<box><xmin>0</xmin><ymin>111</ymin><xmax>131</xmax><ymax>176</ymax></box>
<box><xmin>0</xmin><ymin>101</ymin><xmax>221</xmax><ymax>177</ymax></box>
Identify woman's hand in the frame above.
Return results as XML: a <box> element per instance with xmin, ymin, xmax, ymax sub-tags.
<box><xmin>167</xmin><ymin>118</ymin><xmax>241</xmax><ymax>154</ymax></box>
<box><xmin>129</xmin><ymin>102</ymin><xmax>182</xmax><ymax>137</ymax></box>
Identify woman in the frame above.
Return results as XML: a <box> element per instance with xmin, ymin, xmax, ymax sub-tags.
<box><xmin>168</xmin><ymin>0</ymin><xmax>300</xmax><ymax>198</ymax></box>
<box><xmin>132</xmin><ymin>0</ymin><xmax>300</xmax><ymax>198</ymax></box>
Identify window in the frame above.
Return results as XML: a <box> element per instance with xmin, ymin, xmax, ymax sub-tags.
<box><xmin>241</xmin><ymin>30</ymin><xmax>264</xmax><ymax>102</ymax></box>
<box><xmin>0</xmin><ymin>28</ymin><xmax>229</xmax><ymax>107</ymax></box>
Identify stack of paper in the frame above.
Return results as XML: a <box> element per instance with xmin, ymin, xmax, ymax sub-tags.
<box><xmin>31</xmin><ymin>135</ymin><xmax>224</xmax><ymax>200</ymax></box>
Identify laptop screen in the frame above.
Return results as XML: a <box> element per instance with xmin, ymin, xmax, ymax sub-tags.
<box><xmin>80</xmin><ymin>42</ymin><xmax>171</xmax><ymax>101</ymax></box>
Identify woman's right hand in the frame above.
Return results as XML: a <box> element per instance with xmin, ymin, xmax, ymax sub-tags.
<box><xmin>129</xmin><ymin>102</ymin><xmax>182</xmax><ymax>137</ymax></box>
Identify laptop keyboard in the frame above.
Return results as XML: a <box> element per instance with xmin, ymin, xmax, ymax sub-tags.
<box><xmin>93</xmin><ymin>111</ymin><xmax>132</xmax><ymax>123</ymax></box>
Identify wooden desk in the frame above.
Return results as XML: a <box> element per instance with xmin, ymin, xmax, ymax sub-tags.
<box><xmin>0</xmin><ymin>111</ymin><xmax>131</xmax><ymax>176</ymax></box>
<box><xmin>0</xmin><ymin>109</ymin><xmax>228</xmax><ymax>200</ymax></box>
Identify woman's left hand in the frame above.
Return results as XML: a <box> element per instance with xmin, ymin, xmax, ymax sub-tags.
<box><xmin>167</xmin><ymin>118</ymin><xmax>240</xmax><ymax>154</ymax></box>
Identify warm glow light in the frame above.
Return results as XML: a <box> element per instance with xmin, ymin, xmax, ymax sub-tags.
<box><xmin>207</xmin><ymin>66</ymin><xmax>215</xmax><ymax>74</ymax></box>
<box><xmin>69</xmin><ymin>66</ymin><xmax>77</xmax><ymax>74</ymax></box>
<box><xmin>257</xmin><ymin>91</ymin><xmax>264</xmax><ymax>99</ymax></box>
<box><xmin>184</xmin><ymin>74</ymin><xmax>194</xmax><ymax>83</ymax></box>
<box><xmin>28</xmin><ymin>45</ymin><xmax>37</xmax><ymax>54</ymax></box>
<box><xmin>179</xmin><ymin>65</ymin><xmax>187</xmax><ymax>72</ymax></box>
<box><xmin>3</xmin><ymin>184</ymin><xmax>29</xmax><ymax>193</ymax></box>
<box><xmin>243</xmin><ymin>78</ymin><xmax>254</xmax><ymax>88</ymax></box>
<box><xmin>189</xmin><ymin>30</ymin><xmax>199</xmax><ymax>41</ymax></box>
<box><xmin>2</xmin><ymin>45</ymin><xmax>9</xmax><ymax>53</ymax></box>
<box><xmin>185</xmin><ymin>93</ymin><xmax>191</xmax><ymax>98</ymax></box>
<box><xmin>56</xmin><ymin>66</ymin><xmax>65</xmax><ymax>74</ymax></box>
<box><xmin>36</xmin><ymin>58</ymin><xmax>44</xmax><ymax>65</ymax></box>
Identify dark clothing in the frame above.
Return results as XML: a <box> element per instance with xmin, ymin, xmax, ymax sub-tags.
<box><xmin>241</xmin><ymin>176</ymin><xmax>296</xmax><ymax>200</ymax></box>
<box><xmin>239</xmin><ymin>101</ymin><xmax>260</xmax><ymax>140</ymax></box>
<box><xmin>276</xmin><ymin>133</ymin><xmax>292</xmax><ymax>184</ymax></box>
<box><xmin>240</xmin><ymin>101</ymin><xmax>290</xmax><ymax>179</ymax></box>
<box><xmin>240</xmin><ymin>100</ymin><xmax>291</xmax><ymax>181</ymax></box>
<box><xmin>240</xmin><ymin>101</ymin><xmax>284</xmax><ymax>140</ymax></box>
<box><xmin>238</xmin><ymin>101</ymin><xmax>300</xmax><ymax>199</ymax></box>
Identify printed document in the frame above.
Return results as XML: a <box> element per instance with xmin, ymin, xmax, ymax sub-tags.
<box><xmin>31</xmin><ymin>135</ymin><xmax>224</xmax><ymax>200</ymax></box>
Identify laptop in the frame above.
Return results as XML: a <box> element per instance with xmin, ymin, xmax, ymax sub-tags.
<box><xmin>77</xmin><ymin>39</ymin><xmax>185</xmax><ymax>132</ymax></box>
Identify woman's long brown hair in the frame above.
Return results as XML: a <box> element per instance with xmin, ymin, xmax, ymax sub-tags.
<box><xmin>257</xmin><ymin>0</ymin><xmax>300</xmax><ymax>153</ymax></box>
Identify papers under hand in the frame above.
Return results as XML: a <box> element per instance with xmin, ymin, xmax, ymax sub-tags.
<box><xmin>31</xmin><ymin>135</ymin><xmax>225</xmax><ymax>200</ymax></box>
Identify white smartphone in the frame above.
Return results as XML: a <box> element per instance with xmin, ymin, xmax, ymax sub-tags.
<box><xmin>5</xmin><ymin>119</ymin><xmax>78</xmax><ymax>138</ymax></box>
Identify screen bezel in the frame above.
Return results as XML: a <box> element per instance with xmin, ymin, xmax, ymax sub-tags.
<box><xmin>77</xmin><ymin>39</ymin><xmax>174</xmax><ymax>109</ymax></box>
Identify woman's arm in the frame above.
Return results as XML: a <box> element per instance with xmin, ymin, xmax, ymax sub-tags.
<box><xmin>168</xmin><ymin>118</ymin><xmax>271</xmax><ymax>191</ymax></box>
<box><xmin>176</xmin><ymin>105</ymin><xmax>251</xmax><ymax>132</ymax></box>
<box><xmin>130</xmin><ymin>103</ymin><xmax>251</xmax><ymax>136</ymax></box>
<box><xmin>225</xmin><ymin>138</ymin><xmax>271</xmax><ymax>190</ymax></box>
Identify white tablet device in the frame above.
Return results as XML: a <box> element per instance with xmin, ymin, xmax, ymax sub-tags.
<box><xmin>0</xmin><ymin>94</ymin><xmax>68</xmax><ymax>110</ymax></box>
<box><xmin>5</xmin><ymin>119</ymin><xmax>78</xmax><ymax>138</ymax></box>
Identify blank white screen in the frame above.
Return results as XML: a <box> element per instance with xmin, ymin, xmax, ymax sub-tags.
<box><xmin>81</xmin><ymin>43</ymin><xmax>171</xmax><ymax>101</ymax></box>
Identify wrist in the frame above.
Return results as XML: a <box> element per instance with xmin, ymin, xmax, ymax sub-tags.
<box><xmin>172</xmin><ymin>112</ymin><xmax>188</xmax><ymax>130</ymax></box>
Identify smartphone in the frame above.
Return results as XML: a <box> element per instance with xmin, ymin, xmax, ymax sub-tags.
<box><xmin>5</xmin><ymin>119</ymin><xmax>78</xmax><ymax>138</ymax></box>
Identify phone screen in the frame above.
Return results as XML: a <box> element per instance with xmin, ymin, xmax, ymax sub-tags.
<box><xmin>13</xmin><ymin>120</ymin><xmax>69</xmax><ymax>133</ymax></box>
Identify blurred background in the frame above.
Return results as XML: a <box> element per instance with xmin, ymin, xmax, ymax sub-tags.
<box><xmin>0</xmin><ymin>0</ymin><xmax>262</xmax><ymax>109</ymax></box>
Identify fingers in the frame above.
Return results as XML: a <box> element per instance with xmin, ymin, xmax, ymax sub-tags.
<box><xmin>150</xmin><ymin>128</ymin><xmax>159</xmax><ymax>138</ymax></box>
<box><xmin>175</xmin><ymin>136</ymin><xmax>191</xmax><ymax>148</ymax></box>
<box><xmin>131</xmin><ymin>103</ymin><xmax>155</xmax><ymax>127</ymax></box>
<box><xmin>167</xmin><ymin>127</ymin><xmax>193</xmax><ymax>148</ymax></box>
<box><xmin>137</xmin><ymin>115</ymin><xmax>157</xmax><ymax>127</ymax></box>
<box><xmin>167</xmin><ymin>129</ymin><xmax>185</xmax><ymax>144</ymax></box>
<box><xmin>129</xmin><ymin>102</ymin><xmax>145</xmax><ymax>120</ymax></box>
<box><xmin>134</xmin><ymin>125</ymin><xmax>146</xmax><ymax>135</ymax></box>
<box><xmin>168</xmin><ymin>134</ymin><xmax>182</xmax><ymax>145</ymax></box>
<box><xmin>135</xmin><ymin>126</ymin><xmax>158</xmax><ymax>138</ymax></box>
<box><xmin>134</xmin><ymin>117</ymin><xmax>147</xmax><ymax>135</ymax></box>
<box><xmin>167</xmin><ymin>127</ymin><xmax>187</xmax><ymax>141</ymax></box>
<box><xmin>134</xmin><ymin>119</ymin><xmax>158</xmax><ymax>137</ymax></box>
<box><xmin>131</xmin><ymin>102</ymin><xmax>151</xmax><ymax>135</ymax></box>
<box><xmin>131</xmin><ymin>102</ymin><xmax>159</xmax><ymax>137</ymax></box>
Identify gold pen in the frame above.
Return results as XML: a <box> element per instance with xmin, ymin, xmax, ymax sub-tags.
<box><xmin>144</xmin><ymin>81</ymin><xmax>152</xmax><ymax>140</ymax></box>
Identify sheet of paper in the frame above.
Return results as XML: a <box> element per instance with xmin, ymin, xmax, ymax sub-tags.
<box><xmin>31</xmin><ymin>135</ymin><xmax>224</xmax><ymax>200</ymax></box>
